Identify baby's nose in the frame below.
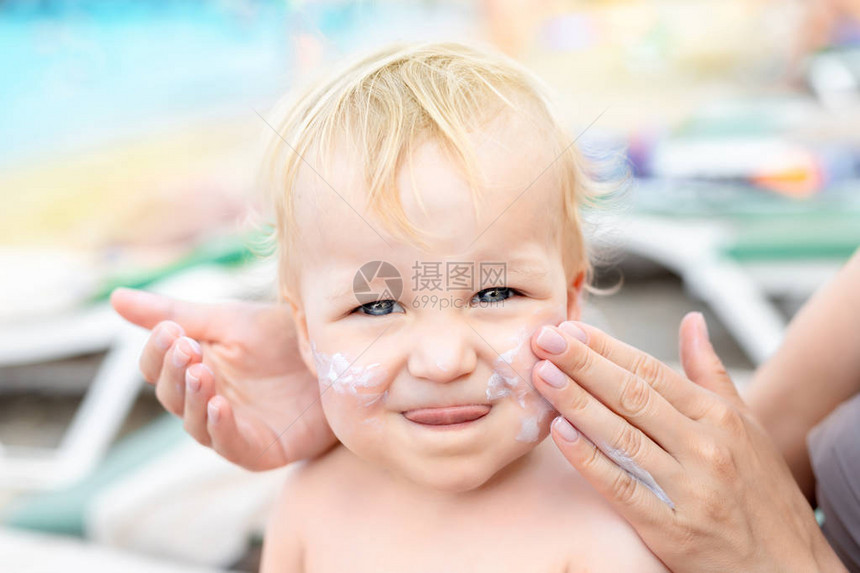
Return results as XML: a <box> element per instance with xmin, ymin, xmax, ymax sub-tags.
<box><xmin>407</xmin><ymin>320</ymin><xmax>477</xmax><ymax>383</ymax></box>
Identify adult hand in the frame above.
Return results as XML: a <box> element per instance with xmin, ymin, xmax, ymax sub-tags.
<box><xmin>530</xmin><ymin>313</ymin><xmax>846</xmax><ymax>573</ymax></box>
<box><xmin>111</xmin><ymin>288</ymin><xmax>335</xmax><ymax>470</ymax></box>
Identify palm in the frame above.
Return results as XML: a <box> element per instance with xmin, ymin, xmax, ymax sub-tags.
<box><xmin>197</xmin><ymin>301</ymin><xmax>336</xmax><ymax>469</ymax></box>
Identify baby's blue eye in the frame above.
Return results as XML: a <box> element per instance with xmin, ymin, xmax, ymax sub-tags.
<box><xmin>354</xmin><ymin>299</ymin><xmax>405</xmax><ymax>316</ymax></box>
<box><xmin>472</xmin><ymin>287</ymin><xmax>519</xmax><ymax>305</ymax></box>
<box><xmin>353</xmin><ymin>289</ymin><xmax>518</xmax><ymax>315</ymax></box>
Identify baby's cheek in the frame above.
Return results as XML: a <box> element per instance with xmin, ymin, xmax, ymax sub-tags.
<box><xmin>311</xmin><ymin>343</ymin><xmax>388</xmax><ymax>399</ymax></box>
<box><xmin>486</xmin><ymin>309</ymin><xmax>564</xmax><ymax>442</ymax></box>
<box><xmin>509</xmin><ymin>342</ymin><xmax>555</xmax><ymax>443</ymax></box>
<box><xmin>515</xmin><ymin>385</ymin><xmax>555</xmax><ymax>442</ymax></box>
<box><xmin>319</xmin><ymin>392</ymin><xmax>378</xmax><ymax>445</ymax></box>
<box><xmin>310</xmin><ymin>342</ymin><xmax>390</xmax><ymax>439</ymax></box>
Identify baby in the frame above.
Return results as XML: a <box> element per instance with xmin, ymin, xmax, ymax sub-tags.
<box><xmin>259</xmin><ymin>42</ymin><xmax>666</xmax><ymax>572</ymax></box>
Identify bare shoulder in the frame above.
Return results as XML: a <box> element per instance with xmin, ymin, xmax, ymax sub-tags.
<box><xmin>571</xmin><ymin>513</ymin><xmax>668</xmax><ymax>573</ymax></box>
<box><xmin>259</xmin><ymin>445</ymin><xmax>356</xmax><ymax>573</ymax></box>
<box><xmin>529</xmin><ymin>442</ymin><xmax>668</xmax><ymax>572</ymax></box>
<box><xmin>259</xmin><ymin>462</ymin><xmax>309</xmax><ymax>573</ymax></box>
<box><xmin>554</xmin><ymin>484</ymin><xmax>667</xmax><ymax>572</ymax></box>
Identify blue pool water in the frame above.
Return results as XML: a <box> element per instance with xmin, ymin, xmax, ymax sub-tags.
<box><xmin>0</xmin><ymin>1</ymin><xmax>368</xmax><ymax>168</ymax></box>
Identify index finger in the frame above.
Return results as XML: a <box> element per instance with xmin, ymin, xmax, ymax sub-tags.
<box><xmin>111</xmin><ymin>287</ymin><xmax>221</xmax><ymax>340</ymax></box>
<box><xmin>533</xmin><ymin>325</ymin><xmax>695</xmax><ymax>453</ymax></box>
<box><xmin>555</xmin><ymin>321</ymin><xmax>714</xmax><ymax>420</ymax></box>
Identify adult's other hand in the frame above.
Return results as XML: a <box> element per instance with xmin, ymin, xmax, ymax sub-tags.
<box><xmin>530</xmin><ymin>313</ymin><xmax>846</xmax><ymax>573</ymax></box>
<box><xmin>111</xmin><ymin>288</ymin><xmax>335</xmax><ymax>470</ymax></box>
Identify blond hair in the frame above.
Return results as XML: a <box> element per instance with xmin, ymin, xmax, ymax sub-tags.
<box><xmin>261</xmin><ymin>41</ymin><xmax>598</xmax><ymax>298</ymax></box>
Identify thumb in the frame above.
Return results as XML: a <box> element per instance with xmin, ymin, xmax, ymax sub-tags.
<box><xmin>679</xmin><ymin>312</ymin><xmax>742</xmax><ymax>406</ymax></box>
<box><xmin>110</xmin><ymin>287</ymin><xmax>221</xmax><ymax>340</ymax></box>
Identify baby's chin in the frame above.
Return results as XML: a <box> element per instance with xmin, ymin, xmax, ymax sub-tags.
<box><xmin>390</xmin><ymin>433</ymin><xmax>551</xmax><ymax>494</ymax></box>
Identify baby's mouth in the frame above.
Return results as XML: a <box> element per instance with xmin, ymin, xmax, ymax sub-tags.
<box><xmin>402</xmin><ymin>404</ymin><xmax>491</xmax><ymax>425</ymax></box>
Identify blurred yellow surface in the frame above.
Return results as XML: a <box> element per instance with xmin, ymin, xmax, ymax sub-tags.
<box><xmin>0</xmin><ymin>117</ymin><xmax>260</xmax><ymax>249</ymax></box>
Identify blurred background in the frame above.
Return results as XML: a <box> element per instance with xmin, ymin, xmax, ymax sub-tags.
<box><xmin>1</xmin><ymin>0</ymin><xmax>859</xmax><ymax>570</ymax></box>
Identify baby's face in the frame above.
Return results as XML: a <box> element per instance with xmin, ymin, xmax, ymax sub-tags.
<box><xmin>290</xmin><ymin>113</ymin><xmax>583</xmax><ymax>492</ymax></box>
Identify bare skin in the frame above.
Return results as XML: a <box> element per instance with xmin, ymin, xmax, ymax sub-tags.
<box><xmin>263</xmin><ymin>439</ymin><xmax>666</xmax><ymax>572</ymax></box>
<box><xmin>746</xmin><ymin>249</ymin><xmax>860</xmax><ymax>500</ymax></box>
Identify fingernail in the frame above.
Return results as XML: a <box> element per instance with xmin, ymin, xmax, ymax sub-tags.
<box><xmin>537</xmin><ymin>326</ymin><xmax>567</xmax><ymax>354</ymax></box>
<box><xmin>208</xmin><ymin>400</ymin><xmax>220</xmax><ymax>424</ymax></box>
<box><xmin>186</xmin><ymin>368</ymin><xmax>201</xmax><ymax>392</ymax></box>
<box><xmin>694</xmin><ymin>312</ymin><xmax>710</xmax><ymax>342</ymax></box>
<box><xmin>156</xmin><ymin>327</ymin><xmax>177</xmax><ymax>351</ymax></box>
<box><xmin>172</xmin><ymin>343</ymin><xmax>190</xmax><ymax>367</ymax></box>
<box><xmin>559</xmin><ymin>321</ymin><xmax>588</xmax><ymax>343</ymax></box>
<box><xmin>185</xmin><ymin>337</ymin><xmax>201</xmax><ymax>355</ymax></box>
<box><xmin>553</xmin><ymin>416</ymin><xmax>579</xmax><ymax>442</ymax></box>
<box><xmin>538</xmin><ymin>360</ymin><xmax>568</xmax><ymax>388</ymax></box>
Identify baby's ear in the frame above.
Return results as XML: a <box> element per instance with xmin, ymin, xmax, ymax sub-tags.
<box><xmin>283</xmin><ymin>290</ymin><xmax>318</xmax><ymax>379</ymax></box>
<box><xmin>566</xmin><ymin>270</ymin><xmax>586</xmax><ymax>321</ymax></box>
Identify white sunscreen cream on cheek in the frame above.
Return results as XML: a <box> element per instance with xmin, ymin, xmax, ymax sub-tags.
<box><xmin>486</xmin><ymin>327</ymin><xmax>554</xmax><ymax>442</ymax></box>
<box><xmin>310</xmin><ymin>341</ymin><xmax>388</xmax><ymax>407</ymax></box>
<box><xmin>516</xmin><ymin>391</ymin><xmax>554</xmax><ymax>442</ymax></box>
